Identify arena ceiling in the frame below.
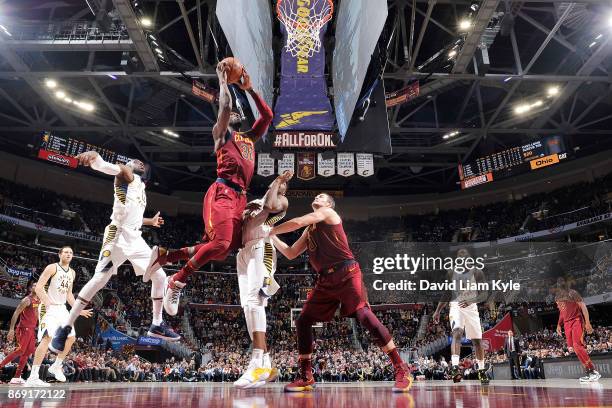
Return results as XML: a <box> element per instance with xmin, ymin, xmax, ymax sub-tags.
<box><xmin>0</xmin><ymin>0</ymin><xmax>611</xmax><ymax>196</ymax></box>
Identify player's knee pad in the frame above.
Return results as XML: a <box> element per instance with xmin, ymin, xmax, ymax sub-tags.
<box><xmin>79</xmin><ymin>272</ymin><xmax>113</xmax><ymax>300</ymax></box>
<box><xmin>244</xmin><ymin>304</ymin><xmax>266</xmax><ymax>334</ymax></box>
<box><xmin>149</xmin><ymin>268</ymin><xmax>166</xmax><ymax>298</ymax></box>
<box><xmin>355</xmin><ymin>307</ymin><xmax>392</xmax><ymax>347</ymax></box>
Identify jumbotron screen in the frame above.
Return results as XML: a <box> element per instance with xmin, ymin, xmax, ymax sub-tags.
<box><xmin>37</xmin><ymin>131</ymin><xmax>130</xmax><ymax>168</ymax></box>
<box><xmin>459</xmin><ymin>136</ymin><xmax>568</xmax><ymax>189</ymax></box>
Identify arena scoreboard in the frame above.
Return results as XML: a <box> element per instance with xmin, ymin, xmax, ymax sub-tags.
<box><xmin>38</xmin><ymin>132</ymin><xmax>130</xmax><ymax>168</ymax></box>
<box><xmin>459</xmin><ymin>136</ymin><xmax>568</xmax><ymax>189</ymax></box>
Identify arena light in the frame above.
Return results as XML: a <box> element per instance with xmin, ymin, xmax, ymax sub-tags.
<box><xmin>45</xmin><ymin>79</ymin><xmax>57</xmax><ymax>89</ymax></box>
<box><xmin>448</xmin><ymin>50</ymin><xmax>457</xmax><ymax>58</ymax></box>
<box><xmin>163</xmin><ymin>129</ymin><xmax>179</xmax><ymax>138</ymax></box>
<box><xmin>0</xmin><ymin>24</ymin><xmax>12</xmax><ymax>37</ymax></box>
<box><xmin>75</xmin><ymin>101</ymin><xmax>95</xmax><ymax>112</ymax></box>
<box><xmin>64</xmin><ymin>97</ymin><xmax>73</xmax><ymax>104</ymax></box>
<box><xmin>55</xmin><ymin>90</ymin><xmax>66</xmax><ymax>99</ymax></box>
<box><xmin>514</xmin><ymin>104</ymin><xmax>530</xmax><ymax>115</ymax></box>
<box><xmin>459</xmin><ymin>19</ymin><xmax>471</xmax><ymax>31</ymax></box>
<box><xmin>589</xmin><ymin>41</ymin><xmax>597</xmax><ymax>48</ymax></box>
<box><xmin>140</xmin><ymin>17</ymin><xmax>152</xmax><ymax>28</ymax></box>
<box><xmin>443</xmin><ymin>130</ymin><xmax>460</xmax><ymax>140</ymax></box>
<box><xmin>155</xmin><ymin>48</ymin><xmax>163</xmax><ymax>55</ymax></box>
<box><xmin>547</xmin><ymin>86</ymin><xmax>559</xmax><ymax>97</ymax></box>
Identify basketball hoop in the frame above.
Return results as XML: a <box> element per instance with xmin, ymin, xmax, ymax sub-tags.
<box><xmin>277</xmin><ymin>0</ymin><xmax>334</xmax><ymax>58</ymax></box>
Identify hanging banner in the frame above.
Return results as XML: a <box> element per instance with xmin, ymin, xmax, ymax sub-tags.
<box><xmin>257</xmin><ymin>153</ymin><xmax>275</xmax><ymax>177</ymax></box>
<box><xmin>278</xmin><ymin>154</ymin><xmax>295</xmax><ymax>175</ymax></box>
<box><xmin>385</xmin><ymin>81</ymin><xmax>420</xmax><ymax>107</ymax></box>
<box><xmin>99</xmin><ymin>327</ymin><xmax>136</xmax><ymax>350</ymax></box>
<box><xmin>192</xmin><ymin>80</ymin><xmax>218</xmax><ymax>104</ymax></box>
<box><xmin>337</xmin><ymin>153</ymin><xmax>355</xmax><ymax>177</ymax></box>
<box><xmin>297</xmin><ymin>153</ymin><xmax>316</xmax><ymax>181</ymax></box>
<box><xmin>482</xmin><ymin>313</ymin><xmax>513</xmax><ymax>352</ymax></box>
<box><xmin>273</xmin><ymin>131</ymin><xmax>336</xmax><ymax>148</ymax></box>
<box><xmin>273</xmin><ymin>0</ymin><xmax>334</xmax><ymax>131</ymax></box>
<box><xmin>356</xmin><ymin>153</ymin><xmax>374</xmax><ymax>177</ymax></box>
<box><xmin>317</xmin><ymin>153</ymin><xmax>335</xmax><ymax>177</ymax></box>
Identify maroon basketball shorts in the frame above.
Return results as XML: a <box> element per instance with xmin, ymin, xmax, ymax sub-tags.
<box><xmin>202</xmin><ymin>181</ymin><xmax>246</xmax><ymax>251</ymax></box>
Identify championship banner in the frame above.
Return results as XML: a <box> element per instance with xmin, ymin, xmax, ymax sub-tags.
<box><xmin>337</xmin><ymin>153</ymin><xmax>355</xmax><ymax>177</ymax></box>
<box><xmin>482</xmin><ymin>313</ymin><xmax>513</xmax><ymax>352</ymax></box>
<box><xmin>273</xmin><ymin>131</ymin><xmax>336</xmax><ymax>148</ymax></box>
<box><xmin>278</xmin><ymin>153</ymin><xmax>295</xmax><ymax>175</ymax></box>
<box><xmin>317</xmin><ymin>153</ymin><xmax>335</xmax><ymax>177</ymax></box>
<box><xmin>385</xmin><ymin>82</ymin><xmax>420</xmax><ymax>108</ymax></box>
<box><xmin>192</xmin><ymin>80</ymin><xmax>218</xmax><ymax>104</ymax></box>
<box><xmin>37</xmin><ymin>149</ymin><xmax>78</xmax><ymax>168</ymax></box>
<box><xmin>297</xmin><ymin>152</ymin><xmax>316</xmax><ymax>181</ymax></box>
<box><xmin>273</xmin><ymin>0</ymin><xmax>334</xmax><ymax>131</ymax></box>
<box><xmin>356</xmin><ymin>153</ymin><xmax>374</xmax><ymax>177</ymax></box>
<box><xmin>257</xmin><ymin>153</ymin><xmax>275</xmax><ymax>177</ymax></box>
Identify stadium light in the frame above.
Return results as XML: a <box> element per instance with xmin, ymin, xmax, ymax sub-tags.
<box><xmin>75</xmin><ymin>101</ymin><xmax>95</xmax><ymax>112</ymax></box>
<box><xmin>547</xmin><ymin>86</ymin><xmax>559</xmax><ymax>97</ymax></box>
<box><xmin>443</xmin><ymin>130</ymin><xmax>460</xmax><ymax>140</ymax></box>
<box><xmin>448</xmin><ymin>50</ymin><xmax>457</xmax><ymax>58</ymax></box>
<box><xmin>64</xmin><ymin>97</ymin><xmax>73</xmax><ymax>104</ymax></box>
<box><xmin>45</xmin><ymin>79</ymin><xmax>57</xmax><ymax>89</ymax></box>
<box><xmin>514</xmin><ymin>104</ymin><xmax>530</xmax><ymax>115</ymax></box>
<box><xmin>459</xmin><ymin>20</ymin><xmax>471</xmax><ymax>31</ymax></box>
<box><xmin>155</xmin><ymin>48</ymin><xmax>163</xmax><ymax>55</ymax></box>
<box><xmin>140</xmin><ymin>18</ymin><xmax>152</xmax><ymax>28</ymax></box>
<box><xmin>163</xmin><ymin>129</ymin><xmax>179</xmax><ymax>138</ymax></box>
<box><xmin>55</xmin><ymin>90</ymin><xmax>66</xmax><ymax>99</ymax></box>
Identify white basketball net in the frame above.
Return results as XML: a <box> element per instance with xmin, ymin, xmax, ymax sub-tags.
<box><xmin>277</xmin><ymin>0</ymin><xmax>333</xmax><ymax>58</ymax></box>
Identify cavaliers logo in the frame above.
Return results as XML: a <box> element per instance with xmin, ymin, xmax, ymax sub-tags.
<box><xmin>299</xmin><ymin>165</ymin><xmax>314</xmax><ymax>180</ymax></box>
<box><xmin>276</xmin><ymin>111</ymin><xmax>328</xmax><ymax>129</ymax></box>
<box><xmin>102</xmin><ymin>250</ymin><xmax>111</xmax><ymax>257</ymax></box>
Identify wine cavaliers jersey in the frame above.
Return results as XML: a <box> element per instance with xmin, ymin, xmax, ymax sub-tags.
<box><xmin>18</xmin><ymin>294</ymin><xmax>40</xmax><ymax>329</ymax></box>
<box><xmin>556</xmin><ymin>289</ymin><xmax>583</xmax><ymax>323</ymax></box>
<box><xmin>306</xmin><ymin>222</ymin><xmax>355</xmax><ymax>273</ymax></box>
<box><xmin>216</xmin><ymin>131</ymin><xmax>255</xmax><ymax>191</ymax></box>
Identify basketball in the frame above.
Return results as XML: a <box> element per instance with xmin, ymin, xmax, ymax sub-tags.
<box><xmin>219</xmin><ymin>57</ymin><xmax>244</xmax><ymax>84</ymax></box>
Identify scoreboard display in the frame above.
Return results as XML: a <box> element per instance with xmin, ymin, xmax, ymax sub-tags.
<box><xmin>459</xmin><ymin>136</ymin><xmax>568</xmax><ymax>189</ymax></box>
<box><xmin>38</xmin><ymin>132</ymin><xmax>131</xmax><ymax>168</ymax></box>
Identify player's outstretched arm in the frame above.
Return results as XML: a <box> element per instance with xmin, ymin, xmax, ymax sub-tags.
<box><xmin>271</xmin><ymin>230</ymin><xmax>308</xmax><ymax>260</ymax></box>
<box><xmin>212</xmin><ymin>62</ymin><xmax>232</xmax><ymax>150</ymax></box>
<box><xmin>7</xmin><ymin>296</ymin><xmax>30</xmax><ymax>342</ymax></box>
<box><xmin>263</xmin><ymin>171</ymin><xmax>293</xmax><ymax>213</ymax></box>
<box><xmin>271</xmin><ymin>207</ymin><xmax>335</xmax><ymax>236</ymax></box>
<box><xmin>76</xmin><ymin>151</ymin><xmax>134</xmax><ymax>183</ymax></box>
<box><xmin>239</xmin><ymin>73</ymin><xmax>273</xmax><ymax>143</ymax></box>
<box><xmin>143</xmin><ymin>211</ymin><xmax>164</xmax><ymax>228</ymax></box>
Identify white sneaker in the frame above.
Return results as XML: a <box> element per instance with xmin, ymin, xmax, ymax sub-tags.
<box><xmin>234</xmin><ymin>360</ymin><xmax>269</xmax><ymax>389</ymax></box>
<box><xmin>48</xmin><ymin>363</ymin><xmax>66</xmax><ymax>382</ymax></box>
<box><xmin>589</xmin><ymin>370</ymin><xmax>601</xmax><ymax>382</ymax></box>
<box><xmin>9</xmin><ymin>377</ymin><xmax>26</xmax><ymax>385</ymax></box>
<box><xmin>24</xmin><ymin>377</ymin><xmax>50</xmax><ymax>387</ymax></box>
<box><xmin>163</xmin><ymin>277</ymin><xmax>185</xmax><ymax>316</ymax></box>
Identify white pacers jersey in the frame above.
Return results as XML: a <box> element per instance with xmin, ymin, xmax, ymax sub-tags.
<box><xmin>242</xmin><ymin>199</ymin><xmax>286</xmax><ymax>245</ymax></box>
<box><xmin>46</xmin><ymin>263</ymin><xmax>73</xmax><ymax>305</ymax></box>
<box><xmin>110</xmin><ymin>174</ymin><xmax>147</xmax><ymax>229</ymax></box>
<box><xmin>449</xmin><ymin>268</ymin><xmax>482</xmax><ymax>340</ymax></box>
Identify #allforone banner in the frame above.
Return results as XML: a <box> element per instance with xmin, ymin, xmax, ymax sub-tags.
<box><xmin>278</xmin><ymin>153</ymin><xmax>295</xmax><ymax>175</ymax></box>
<box><xmin>257</xmin><ymin>153</ymin><xmax>275</xmax><ymax>177</ymax></box>
<box><xmin>356</xmin><ymin>153</ymin><xmax>374</xmax><ymax>177</ymax></box>
<box><xmin>317</xmin><ymin>153</ymin><xmax>335</xmax><ymax>177</ymax></box>
<box><xmin>337</xmin><ymin>153</ymin><xmax>355</xmax><ymax>177</ymax></box>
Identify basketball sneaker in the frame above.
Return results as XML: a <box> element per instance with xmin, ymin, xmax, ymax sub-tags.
<box><xmin>9</xmin><ymin>377</ymin><xmax>26</xmax><ymax>385</ymax></box>
<box><xmin>145</xmin><ymin>246</ymin><xmax>168</xmax><ymax>282</ymax></box>
<box><xmin>451</xmin><ymin>365</ymin><xmax>463</xmax><ymax>383</ymax></box>
<box><xmin>580</xmin><ymin>369</ymin><xmax>601</xmax><ymax>383</ymax></box>
<box><xmin>24</xmin><ymin>377</ymin><xmax>50</xmax><ymax>387</ymax></box>
<box><xmin>478</xmin><ymin>369</ymin><xmax>490</xmax><ymax>385</ymax></box>
<box><xmin>163</xmin><ymin>277</ymin><xmax>185</xmax><ymax>316</ymax></box>
<box><xmin>284</xmin><ymin>374</ymin><xmax>315</xmax><ymax>392</ymax></box>
<box><xmin>48</xmin><ymin>363</ymin><xmax>66</xmax><ymax>382</ymax></box>
<box><xmin>392</xmin><ymin>363</ymin><xmax>413</xmax><ymax>393</ymax></box>
<box><xmin>147</xmin><ymin>321</ymin><xmax>181</xmax><ymax>341</ymax></box>
<box><xmin>49</xmin><ymin>325</ymin><xmax>72</xmax><ymax>354</ymax></box>
<box><xmin>234</xmin><ymin>359</ymin><xmax>269</xmax><ymax>389</ymax></box>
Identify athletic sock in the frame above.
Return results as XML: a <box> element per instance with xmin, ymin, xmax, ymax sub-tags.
<box><xmin>299</xmin><ymin>357</ymin><xmax>313</xmax><ymax>379</ymax></box>
<box><xmin>252</xmin><ymin>348</ymin><xmax>264</xmax><ymax>366</ymax></box>
<box><xmin>29</xmin><ymin>365</ymin><xmax>40</xmax><ymax>380</ymax></box>
<box><xmin>263</xmin><ymin>352</ymin><xmax>271</xmax><ymax>369</ymax></box>
<box><xmin>172</xmin><ymin>260</ymin><xmax>197</xmax><ymax>284</ymax></box>
<box><xmin>53</xmin><ymin>357</ymin><xmax>64</xmax><ymax>367</ymax></box>
<box><xmin>451</xmin><ymin>355</ymin><xmax>460</xmax><ymax>366</ymax></box>
<box><xmin>151</xmin><ymin>298</ymin><xmax>163</xmax><ymax>326</ymax></box>
<box><xmin>386</xmin><ymin>348</ymin><xmax>404</xmax><ymax>369</ymax></box>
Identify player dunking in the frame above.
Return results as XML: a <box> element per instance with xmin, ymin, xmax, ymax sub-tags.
<box><xmin>0</xmin><ymin>283</ymin><xmax>39</xmax><ymax>384</ymax></box>
<box><xmin>555</xmin><ymin>277</ymin><xmax>601</xmax><ymax>382</ymax></box>
<box><xmin>50</xmin><ymin>152</ymin><xmax>180</xmax><ymax>356</ymax></box>
<box><xmin>147</xmin><ymin>60</ymin><xmax>273</xmax><ymax>307</ymax></box>
<box><xmin>432</xmin><ymin>247</ymin><xmax>489</xmax><ymax>385</ymax></box>
<box><xmin>234</xmin><ymin>170</ymin><xmax>293</xmax><ymax>389</ymax></box>
<box><xmin>25</xmin><ymin>246</ymin><xmax>92</xmax><ymax>387</ymax></box>
<box><xmin>270</xmin><ymin>193</ymin><xmax>412</xmax><ymax>393</ymax></box>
